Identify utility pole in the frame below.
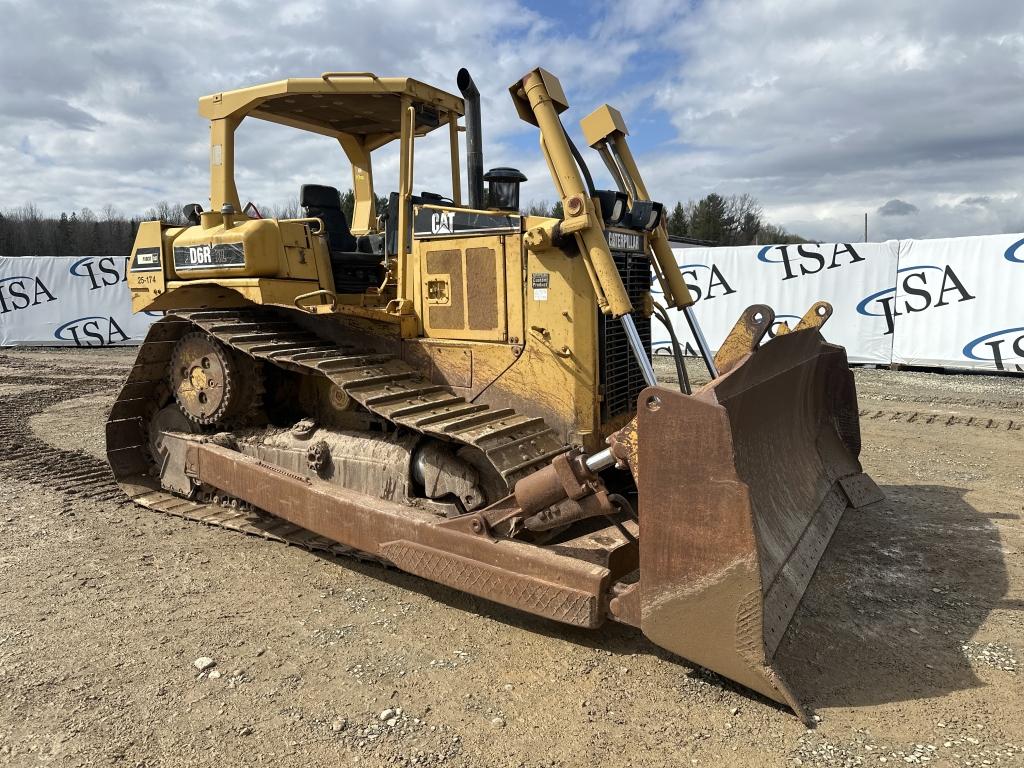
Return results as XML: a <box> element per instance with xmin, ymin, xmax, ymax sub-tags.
<box><xmin>864</xmin><ymin>212</ymin><xmax>868</xmax><ymax>242</ymax></box>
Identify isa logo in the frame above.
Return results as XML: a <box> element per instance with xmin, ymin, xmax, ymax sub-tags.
<box><xmin>0</xmin><ymin>275</ymin><xmax>58</xmax><ymax>314</ymax></box>
<box><xmin>677</xmin><ymin>263</ymin><xmax>737</xmax><ymax>302</ymax></box>
<box><xmin>54</xmin><ymin>316</ymin><xmax>129</xmax><ymax>347</ymax></box>
<box><xmin>69</xmin><ymin>256</ymin><xmax>126</xmax><ymax>290</ymax></box>
<box><xmin>963</xmin><ymin>327</ymin><xmax>1024</xmax><ymax>372</ymax></box>
<box><xmin>1004</xmin><ymin>238</ymin><xmax>1024</xmax><ymax>263</ymax></box>
<box><xmin>856</xmin><ymin>265</ymin><xmax>975</xmax><ymax>335</ymax></box>
<box><xmin>757</xmin><ymin>243</ymin><xmax>864</xmax><ymax>281</ymax></box>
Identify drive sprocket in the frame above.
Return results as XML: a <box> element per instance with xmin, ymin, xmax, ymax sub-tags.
<box><xmin>168</xmin><ymin>331</ymin><xmax>259</xmax><ymax>426</ymax></box>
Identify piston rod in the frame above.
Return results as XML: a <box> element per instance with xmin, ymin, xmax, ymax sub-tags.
<box><xmin>684</xmin><ymin>305</ymin><xmax>719</xmax><ymax>379</ymax></box>
<box><xmin>620</xmin><ymin>313</ymin><xmax>657</xmax><ymax>388</ymax></box>
<box><xmin>586</xmin><ymin>315</ymin><xmax>655</xmax><ymax>475</ymax></box>
<box><xmin>585</xmin><ymin>447</ymin><xmax>615</xmax><ymax>473</ymax></box>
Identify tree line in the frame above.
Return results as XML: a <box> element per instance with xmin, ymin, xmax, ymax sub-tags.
<box><xmin>0</xmin><ymin>204</ymin><xmax>141</xmax><ymax>257</ymax></box>
<box><xmin>527</xmin><ymin>192</ymin><xmax>807</xmax><ymax>245</ymax></box>
<box><xmin>0</xmin><ymin>191</ymin><xmax>806</xmax><ymax>257</ymax></box>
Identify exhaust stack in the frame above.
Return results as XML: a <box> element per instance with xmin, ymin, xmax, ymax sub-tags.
<box><xmin>457</xmin><ymin>68</ymin><xmax>485</xmax><ymax>209</ymax></box>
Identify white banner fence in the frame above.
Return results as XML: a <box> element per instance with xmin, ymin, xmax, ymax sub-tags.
<box><xmin>668</xmin><ymin>233</ymin><xmax>1024</xmax><ymax>374</ymax></box>
<box><xmin>2</xmin><ymin>237</ymin><xmax>1022</xmax><ymax>373</ymax></box>
<box><xmin>0</xmin><ymin>256</ymin><xmax>155</xmax><ymax>346</ymax></box>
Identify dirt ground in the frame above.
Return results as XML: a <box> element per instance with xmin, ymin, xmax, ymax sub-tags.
<box><xmin>0</xmin><ymin>347</ymin><xmax>1021</xmax><ymax>767</ymax></box>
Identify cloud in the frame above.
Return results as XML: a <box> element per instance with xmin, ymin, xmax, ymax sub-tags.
<box><xmin>0</xmin><ymin>0</ymin><xmax>647</xmax><ymax>215</ymax></box>
<box><xmin>0</xmin><ymin>0</ymin><xmax>1023</xmax><ymax>245</ymax></box>
<box><xmin>959</xmin><ymin>195</ymin><xmax>991</xmax><ymax>207</ymax></box>
<box><xmin>878</xmin><ymin>199</ymin><xmax>919</xmax><ymax>217</ymax></box>
<box><xmin>636</xmin><ymin>0</ymin><xmax>1024</xmax><ymax>241</ymax></box>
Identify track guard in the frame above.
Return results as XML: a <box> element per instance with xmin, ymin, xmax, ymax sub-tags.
<box><xmin>635</xmin><ymin>329</ymin><xmax>882</xmax><ymax>720</ymax></box>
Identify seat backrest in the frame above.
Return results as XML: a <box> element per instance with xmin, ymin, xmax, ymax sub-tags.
<box><xmin>300</xmin><ymin>184</ymin><xmax>357</xmax><ymax>252</ymax></box>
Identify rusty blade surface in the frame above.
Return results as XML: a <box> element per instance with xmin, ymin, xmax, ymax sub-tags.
<box><xmin>636</xmin><ymin>329</ymin><xmax>882</xmax><ymax>719</ymax></box>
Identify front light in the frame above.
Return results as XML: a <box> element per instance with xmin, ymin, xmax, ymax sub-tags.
<box><xmin>645</xmin><ymin>201</ymin><xmax>664</xmax><ymax>230</ymax></box>
<box><xmin>594</xmin><ymin>189</ymin><xmax>629</xmax><ymax>226</ymax></box>
<box><xmin>627</xmin><ymin>200</ymin><xmax>664</xmax><ymax>232</ymax></box>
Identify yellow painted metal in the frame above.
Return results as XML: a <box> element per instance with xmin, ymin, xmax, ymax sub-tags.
<box><xmin>513</xmin><ymin>244</ymin><xmax>602</xmax><ymax>448</ymax></box>
<box><xmin>126</xmin><ymin>221</ymin><xmax>171</xmax><ymax>311</ymax></box>
<box><xmin>128</xmin><ymin>213</ymin><xmax>331</xmax><ymax>313</ymax></box>
<box><xmin>580</xmin><ymin>104</ymin><xmax>694</xmax><ymax>309</ymax></box>
<box><xmin>512</xmin><ymin>69</ymin><xmax>632</xmax><ymax>318</ymax></box>
<box><xmin>199</xmin><ymin>74</ymin><xmax>463</xmax><ymax>134</ymax></box>
<box><xmin>209</xmin><ymin>116</ymin><xmax>241</xmax><ymax>212</ymax></box>
<box><xmin>198</xmin><ymin>73</ymin><xmax>463</xmax><ymax>248</ymax></box>
<box><xmin>416</xmin><ymin>234</ymin><xmax>509</xmax><ymax>342</ymax></box>
<box><xmin>127</xmin><ymin>66</ymin><xmax>660</xmax><ymax>446</ymax></box>
<box><xmin>713</xmin><ymin>304</ymin><xmax>775</xmax><ymax>376</ymax></box>
<box><xmin>508</xmin><ymin>68</ymin><xmax>569</xmax><ymax>125</ymax></box>
<box><xmin>448</xmin><ymin>111</ymin><xmax>462</xmax><ymax>206</ymax></box>
<box><xmin>397</xmin><ymin>100</ymin><xmax>415</xmax><ymax>304</ymax></box>
<box><xmin>794</xmin><ymin>301</ymin><xmax>834</xmax><ymax>331</ymax></box>
<box><xmin>168</xmin><ymin>219</ymin><xmax>320</xmax><ymax>281</ymax></box>
<box><xmin>338</xmin><ymin>134</ymin><xmax>376</xmax><ymax>234</ymax></box>
<box><xmin>579</xmin><ymin>103</ymin><xmax>629</xmax><ymax>147</ymax></box>
<box><xmin>137</xmin><ymin>278</ymin><xmax>320</xmax><ymax>312</ymax></box>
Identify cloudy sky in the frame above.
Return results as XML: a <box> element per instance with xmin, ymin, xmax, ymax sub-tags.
<box><xmin>3</xmin><ymin>0</ymin><xmax>1024</xmax><ymax>242</ymax></box>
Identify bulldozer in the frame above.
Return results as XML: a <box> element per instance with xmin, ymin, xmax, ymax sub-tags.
<box><xmin>107</xmin><ymin>67</ymin><xmax>882</xmax><ymax>720</ymax></box>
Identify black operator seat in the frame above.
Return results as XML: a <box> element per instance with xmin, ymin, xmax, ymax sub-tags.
<box><xmin>299</xmin><ymin>184</ymin><xmax>383</xmax><ymax>294</ymax></box>
<box><xmin>300</xmin><ymin>184</ymin><xmax>358</xmax><ymax>252</ymax></box>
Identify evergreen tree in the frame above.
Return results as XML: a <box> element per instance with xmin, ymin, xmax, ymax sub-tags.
<box><xmin>56</xmin><ymin>212</ymin><xmax>72</xmax><ymax>256</ymax></box>
<box><xmin>689</xmin><ymin>193</ymin><xmax>734</xmax><ymax>243</ymax></box>
<box><xmin>666</xmin><ymin>202</ymin><xmax>688</xmax><ymax>237</ymax></box>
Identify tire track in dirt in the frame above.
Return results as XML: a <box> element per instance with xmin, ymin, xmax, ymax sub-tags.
<box><xmin>858</xmin><ymin>408</ymin><xmax>1022</xmax><ymax>431</ymax></box>
<box><xmin>0</xmin><ymin>378</ymin><xmax>128</xmax><ymax>504</ymax></box>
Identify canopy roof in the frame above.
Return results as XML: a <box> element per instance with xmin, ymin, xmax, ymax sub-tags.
<box><xmin>199</xmin><ymin>73</ymin><xmax>464</xmax><ymax>144</ymax></box>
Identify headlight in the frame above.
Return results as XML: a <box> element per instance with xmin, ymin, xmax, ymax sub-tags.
<box><xmin>594</xmin><ymin>189</ymin><xmax>629</xmax><ymax>226</ymax></box>
<box><xmin>627</xmin><ymin>200</ymin><xmax>664</xmax><ymax>231</ymax></box>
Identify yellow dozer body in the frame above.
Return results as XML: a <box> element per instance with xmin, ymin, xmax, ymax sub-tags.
<box><xmin>108</xmin><ymin>67</ymin><xmax>882</xmax><ymax>720</ymax></box>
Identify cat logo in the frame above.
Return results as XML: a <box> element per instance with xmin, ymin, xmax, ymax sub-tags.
<box><xmin>430</xmin><ymin>211</ymin><xmax>455</xmax><ymax>235</ymax></box>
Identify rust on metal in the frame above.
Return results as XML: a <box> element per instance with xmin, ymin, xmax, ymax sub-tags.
<box><xmin>636</xmin><ymin>328</ymin><xmax>880</xmax><ymax>722</ymax></box>
<box><xmin>794</xmin><ymin>300</ymin><xmax>833</xmax><ymax>332</ymax></box>
<box><xmin>182</xmin><ymin>435</ymin><xmax>609</xmax><ymax>627</ymax></box>
<box><xmin>712</xmin><ymin>304</ymin><xmax>775</xmax><ymax>376</ymax></box>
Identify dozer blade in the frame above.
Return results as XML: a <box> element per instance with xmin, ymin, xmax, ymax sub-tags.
<box><xmin>635</xmin><ymin>327</ymin><xmax>883</xmax><ymax>720</ymax></box>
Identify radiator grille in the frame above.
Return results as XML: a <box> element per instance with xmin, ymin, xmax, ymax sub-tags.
<box><xmin>599</xmin><ymin>250</ymin><xmax>652</xmax><ymax>421</ymax></box>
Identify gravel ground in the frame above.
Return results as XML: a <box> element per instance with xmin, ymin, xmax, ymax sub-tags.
<box><xmin>0</xmin><ymin>348</ymin><xmax>1021</xmax><ymax>767</ymax></box>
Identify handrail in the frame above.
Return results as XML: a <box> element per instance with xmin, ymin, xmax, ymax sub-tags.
<box><xmin>289</xmin><ymin>217</ymin><xmax>325</xmax><ymax>235</ymax></box>
<box><xmin>321</xmin><ymin>71</ymin><xmax>381</xmax><ymax>82</ymax></box>
<box><xmin>294</xmin><ymin>289</ymin><xmax>337</xmax><ymax>313</ymax></box>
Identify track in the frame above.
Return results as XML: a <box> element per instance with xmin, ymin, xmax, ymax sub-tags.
<box><xmin>103</xmin><ymin>307</ymin><xmax>567</xmax><ymax>561</ymax></box>
<box><xmin>0</xmin><ymin>362</ymin><xmax>360</xmax><ymax>558</ymax></box>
